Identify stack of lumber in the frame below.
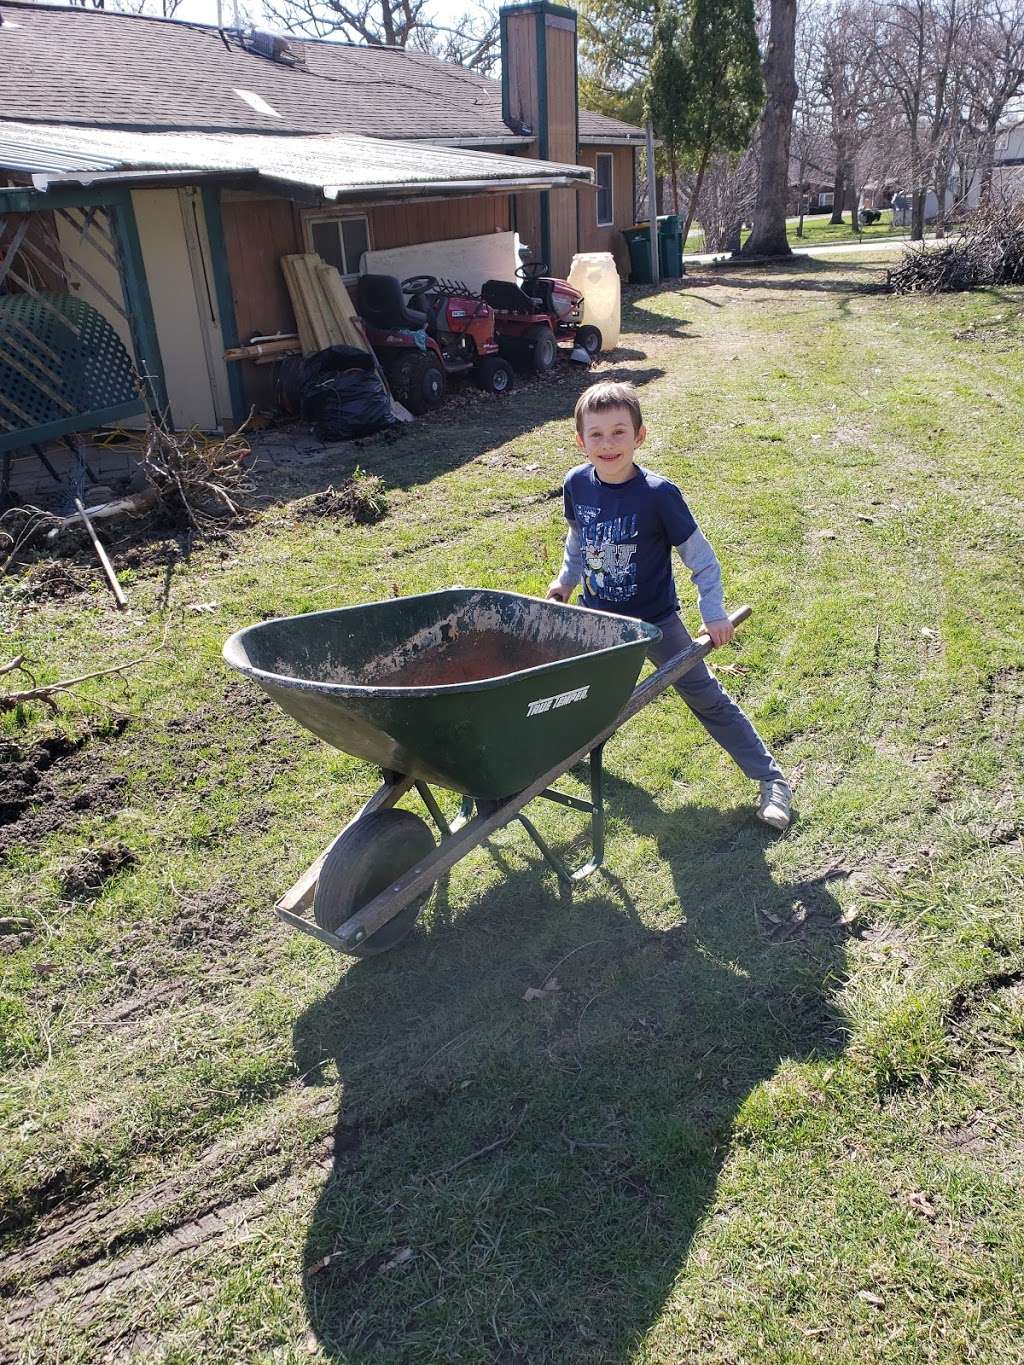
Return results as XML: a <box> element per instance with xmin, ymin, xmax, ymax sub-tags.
<box><xmin>281</xmin><ymin>254</ymin><xmax>367</xmax><ymax>356</ymax></box>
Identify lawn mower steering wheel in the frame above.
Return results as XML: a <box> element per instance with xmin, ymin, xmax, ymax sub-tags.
<box><xmin>401</xmin><ymin>275</ymin><xmax>438</xmax><ymax>295</ymax></box>
<box><xmin>517</xmin><ymin>262</ymin><xmax>549</xmax><ymax>282</ymax></box>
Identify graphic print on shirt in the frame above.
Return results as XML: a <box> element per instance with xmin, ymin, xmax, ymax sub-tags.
<box><xmin>576</xmin><ymin>505</ymin><xmax>639</xmax><ymax>604</ymax></box>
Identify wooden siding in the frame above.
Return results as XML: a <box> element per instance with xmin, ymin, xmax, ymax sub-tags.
<box><xmin>503</xmin><ymin>9</ymin><xmax>539</xmax><ymax>135</ymax></box>
<box><xmin>220</xmin><ymin>196</ymin><xmax>302</xmax><ymax>410</ymax></box>
<box><xmin>577</xmin><ymin>145</ymin><xmax>634</xmax><ymax>276</ymax></box>
<box><xmin>366</xmin><ymin>195</ymin><xmax>510</xmax><ymax>250</ymax></box>
<box><xmin>545</xmin><ymin>23</ymin><xmax>577</xmax><ymax>164</ymax></box>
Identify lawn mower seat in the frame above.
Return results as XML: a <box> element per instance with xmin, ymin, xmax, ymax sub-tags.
<box><xmin>357</xmin><ymin>274</ymin><xmax>427</xmax><ymax>330</ymax></box>
<box><xmin>481</xmin><ymin>279</ymin><xmax>538</xmax><ymax>315</ymax></box>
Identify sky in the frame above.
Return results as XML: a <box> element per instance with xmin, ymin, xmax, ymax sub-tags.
<box><xmin>169</xmin><ymin>0</ymin><xmax>484</xmax><ymax>32</ymax></box>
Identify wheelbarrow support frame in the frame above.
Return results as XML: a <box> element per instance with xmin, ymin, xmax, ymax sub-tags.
<box><xmin>275</xmin><ymin>606</ymin><xmax>750</xmax><ymax>953</ymax></box>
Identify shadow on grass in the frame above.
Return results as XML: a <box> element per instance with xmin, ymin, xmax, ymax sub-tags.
<box><xmin>295</xmin><ymin>770</ymin><xmax>849</xmax><ymax>1362</ymax></box>
<box><xmin>249</xmin><ymin>358</ymin><xmax>666</xmax><ymax>508</ymax></box>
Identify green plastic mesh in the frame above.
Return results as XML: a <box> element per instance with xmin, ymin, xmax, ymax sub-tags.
<box><xmin>0</xmin><ymin>291</ymin><xmax>144</xmax><ymax>453</ymax></box>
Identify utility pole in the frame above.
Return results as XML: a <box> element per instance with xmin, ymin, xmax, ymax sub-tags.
<box><xmin>646</xmin><ymin>121</ymin><xmax>660</xmax><ymax>285</ymax></box>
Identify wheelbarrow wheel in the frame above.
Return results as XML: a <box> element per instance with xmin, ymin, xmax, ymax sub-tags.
<box><xmin>313</xmin><ymin>809</ymin><xmax>436</xmax><ymax>956</ymax></box>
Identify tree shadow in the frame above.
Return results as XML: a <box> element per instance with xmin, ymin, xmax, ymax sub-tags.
<box><xmin>295</xmin><ymin>770</ymin><xmax>850</xmax><ymax>1362</ymax></box>
<box><xmin>685</xmin><ymin>258</ymin><xmax>888</xmax><ymax>297</ymax></box>
<box><xmin>247</xmin><ymin>358</ymin><xmax>664</xmax><ymax>507</ymax></box>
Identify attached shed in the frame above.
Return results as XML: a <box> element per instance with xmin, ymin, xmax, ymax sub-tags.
<box><xmin>0</xmin><ymin>123</ymin><xmax>591</xmax><ymax>437</ymax></box>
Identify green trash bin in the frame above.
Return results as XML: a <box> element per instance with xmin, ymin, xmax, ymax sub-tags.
<box><xmin>622</xmin><ymin>224</ymin><xmax>654</xmax><ymax>284</ymax></box>
<box><xmin>657</xmin><ymin>215</ymin><xmax>685</xmax><ymax>279</ymax></box>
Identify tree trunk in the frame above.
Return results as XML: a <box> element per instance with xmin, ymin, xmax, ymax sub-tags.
<box><xmin>829</xmin><ymin>164</ymin><xmax>845</xmax><ymax>224</ymax></box>
<box><xmin>741</xmin><ymin>0</ymin><xmax>797</xmax><ymax>257</ymax></box>
<box><xmin>845</xmin><ymin>162</ymin><xmax>859</xmax><ymax>232</ymax></box>
<box><xmin>911</xmin><ymin>189</ymin><xmax>926</xmax><ymax>241</ymax></box>
<box><xmin>681</xmin><ymin>144</ymin><xmax>711</xmax><ymax>258</ymax></box>
<box><xmin>725</xmin><ymin>219</ymin><xmax>743</xmax><ymax>253</ymax></box>
<box><xmin>669</xmin><ymin>146</ymin><xmax>680</xmax><ymax>215</ymax></box>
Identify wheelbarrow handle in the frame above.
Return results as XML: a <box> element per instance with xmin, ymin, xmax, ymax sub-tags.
<box><xmin>618</xmin><ymin>604</ymin><xmax>753</xmax><ymax>727</ymax></box>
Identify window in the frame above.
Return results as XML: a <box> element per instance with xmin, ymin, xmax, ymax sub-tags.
<box><xmin>818</xmin><ymin>190</ymin><xmax>834</xmax><ymax>209</ymax></box>
<box><xmin>308</xmin><ymin>215</ymin><xmax>370</xmax><ymax>277</ymax></box>
<box><xmin>596</xmin><ymin>153</ymin><xmax>614</xmax><ymax>226</ymax></box>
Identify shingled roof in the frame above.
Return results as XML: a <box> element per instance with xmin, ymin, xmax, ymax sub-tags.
<box><xmin>0</xmin><ymin>1</ymin><xmax>643</xmax><ymax>145</ymax></box>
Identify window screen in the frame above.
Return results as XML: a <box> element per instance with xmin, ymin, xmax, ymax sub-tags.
<box><xmin>309</xmin><ymin>216</ymin><xmax>370</xmax><ymax>276</ymax></box>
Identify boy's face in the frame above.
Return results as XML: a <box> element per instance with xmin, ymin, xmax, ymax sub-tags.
<box><xmin>575</xmin><ymin>405</ymin><xmax>646</xmax><ymax>484</ymax></box>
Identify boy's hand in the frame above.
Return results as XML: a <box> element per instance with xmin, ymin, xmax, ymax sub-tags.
<box><xmin>546</xmin><ymin>582</ymin><xmax>570</xmax><ymax>602</ymax></box>
<box><xmin>703</xmin><ymin>618</ymin><xmax>735</xmax><ymax>648</ymax></box>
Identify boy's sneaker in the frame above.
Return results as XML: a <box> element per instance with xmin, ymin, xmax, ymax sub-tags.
<box><xmin>757</xmin><ymin>780</ymin><xmax>792</xmax><ymax>831</ymax></box>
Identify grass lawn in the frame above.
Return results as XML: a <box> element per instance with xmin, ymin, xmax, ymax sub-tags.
<box><xmin>2</xmin><ymin>253</ymin><xmax>1023</xmax><ymax>1363</ymax></box>
<box><xmin>684</xmin><ymin>210</ymin><xmax>909</xmax><ymax>257</ymax></box>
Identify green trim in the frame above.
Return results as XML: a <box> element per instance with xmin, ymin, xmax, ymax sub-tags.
<box><xmin>536</xmin><ymin>7</ymin><xmax>549</xmax><ymax>162</ymax></box>
<box><xmin>500</xmin><ymin>9</ymin><xmax>511</xmax><ymax>126</ymax></box>
<box><xmin>200</xmin><ymin>185</ymin><xmax>248</xmax><ymax>428</ymax></box>
<box><xmin>108</xmin><ymin>197</ymin><xmax>171</xmax><ymax>422</ymax></box>
<box><xmin>0</xmin><ymin>399</ymin><xmax>146</xmax><ymax>457</ymax></box>
<box><xmin>499</xmin><ymin>1</ymin><xmax>577</xmax><ymax>20</ymax></box>
<box><xmin>0</xmin><ymin>185</ymin><xmax>133</xmax><ymax>214</ymax></box>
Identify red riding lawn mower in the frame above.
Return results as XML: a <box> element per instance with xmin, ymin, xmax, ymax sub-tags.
<box><xmin>357</xmin><ymin>273</ymin><xmax>514</xmax><ymax>415</ymax></box>
<box><xmin>481</xmin><ymin>260</ymin><xmax>602</xmax><ymax>374</ymax></box>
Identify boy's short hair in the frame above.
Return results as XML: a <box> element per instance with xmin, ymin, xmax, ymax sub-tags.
<box><xmin>574</xmin><ymin>381</ymin><xmax>644</xmax><ymax>435</ymax></box>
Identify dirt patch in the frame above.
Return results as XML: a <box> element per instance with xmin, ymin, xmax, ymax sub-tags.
<box><xmin>0</xmin><ymin>721</ymin><xmax>129</xmax><ymax>861</ymax></box>
<box><xmin>59</xmin><ymin>843</ymin><xmax>136</xmax><ymax>900</ymax></box>
<box><xmin>93</xmin><ymin>979</ymin><xmax>194</xmax><ymax>1026</ymax></box>
<box><xmin>291</xmin><ymin>473</ymin><xmax>387</xmax><ymax>526</ymax></box>
<box><xmin>985</xmin><ymin>667</ymin><xmax>1024</xmax><ymax>747</ymax></box>
<box><xmin>166</xmin><ymin>879</ymin><xmax>247</xmax><ymax>950</ymax></box>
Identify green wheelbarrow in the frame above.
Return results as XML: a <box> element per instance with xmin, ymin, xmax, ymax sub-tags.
<box><xmin>223</xmin><ymin>589</ymin><xmax>750</xmax><ymax>956</ymax></box>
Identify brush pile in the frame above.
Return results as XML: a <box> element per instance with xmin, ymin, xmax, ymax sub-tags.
<box><xmin>887</xmin><ymin>199</ymin><xmax>1024</xmax><ymax>294</ymax></box>
<box><xmin>139</xmin><ymin>420</ymin><xmax>254</xmax><ymax>533</ymax></box>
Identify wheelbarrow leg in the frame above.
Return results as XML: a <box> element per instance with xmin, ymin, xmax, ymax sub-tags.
<box><xmin>517</xmin><ymin>743</ymin><xmax>606</xmax><ymax>884</ymax></box>
<box><xmin>449</xmin><ymin>795</ymin><xmax>476</xmax><ymax>832</ymax></box>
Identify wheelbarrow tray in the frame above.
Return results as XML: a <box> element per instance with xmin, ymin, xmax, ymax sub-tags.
<box><xmin>223</xmin><ymin>589</ymin><xmax>659</xmax><ymax>799</ymax></box>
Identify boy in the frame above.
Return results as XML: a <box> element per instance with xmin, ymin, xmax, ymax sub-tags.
<box><xmin>547</xmin><ymin>380</ymin><xmax>791</xmax><ymax>831</ymax></box>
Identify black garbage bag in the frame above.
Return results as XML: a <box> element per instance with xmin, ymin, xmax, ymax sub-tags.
<box><xmin>299</xmin><ymin>345</ymin><xmax>395</xmax><ymax>441</ymax></box>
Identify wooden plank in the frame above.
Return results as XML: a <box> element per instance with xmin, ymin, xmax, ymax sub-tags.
<box><xmin>58</xmin><ymin>207</ymin><xmax>120</xmax><ymax>271</ymax></box>
<box><xmin>334</xmin><ymin>607</ymin><xmax>753</xmax><ymax>949</ymax></box>
<box><xmin>0</xmin><ymin>219</ymin><xmax>30</xmax><ymax>289</ymax></box>
<box><xmin>281</xmin><ymin>255</ymin><xmax>317</xmax><ymax>355</ymax></box>
<box><xmin>297</xmin><ymin>254</ymin><xmax>337</xmax><ymax>349</ymax></box>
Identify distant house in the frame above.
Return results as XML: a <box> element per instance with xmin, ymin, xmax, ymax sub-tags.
<box><xmin>0</xmin><ymin>1</ymin><xmax>643</xmax><ymax>433</ymax></box>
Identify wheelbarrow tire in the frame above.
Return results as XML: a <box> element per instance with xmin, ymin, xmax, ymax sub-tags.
<box><xmin>313</xmin><ymin>809</ymin><xmax>436</xmax><ymax>956</ymax></box>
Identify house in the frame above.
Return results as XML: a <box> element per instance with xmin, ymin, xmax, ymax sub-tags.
<box><xmin>0</xmin><ymin>0</ymin><xmax>644</xmax><ymax>440</ymax></box>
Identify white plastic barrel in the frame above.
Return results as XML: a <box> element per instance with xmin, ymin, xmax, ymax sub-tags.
<box><xmin>566</xmin><ymin>251</ymin><xmax>621</xmax><ymax>352</ymax></box>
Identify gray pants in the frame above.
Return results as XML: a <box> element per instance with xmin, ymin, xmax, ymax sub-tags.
<box><xmin>647</xmin><ymin>613</ymin><xmax>784</xmax><ymax>783</ymax></box>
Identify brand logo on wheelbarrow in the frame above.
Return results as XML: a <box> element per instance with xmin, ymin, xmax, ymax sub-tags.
<box><xmin>526</xmin><ymin>685</ymin><xmax>590</xmax><ymax>717</ymax></box>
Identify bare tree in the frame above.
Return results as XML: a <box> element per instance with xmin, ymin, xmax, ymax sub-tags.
<box><xmin>814</xmin><ymin>1</ymin><xmax>880</xmax><ymax>229</ymax></box>
<box><xmin>697</xmin><ymin>147</ymin><xmax>760</xmax><ymax>250</ymax></box>
<box><xmin>114</xmin><ymin>0</ymin><xmax>185</xmax><ymax>14</ymax></box>
<box><xmin>963</xmin><ymin>0</ymin><xmax>1024</xmax><ymax>203</ymax></box>
<box><xmin>869</xmin><ymin>0</ymin><xmax>975</xmax><ymax>240</ymax></box>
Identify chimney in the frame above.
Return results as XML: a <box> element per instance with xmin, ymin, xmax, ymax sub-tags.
<box><xmin>500</xmin><ymin>3</ymin><xmax>579</xmax><ymax>275</ymax></box>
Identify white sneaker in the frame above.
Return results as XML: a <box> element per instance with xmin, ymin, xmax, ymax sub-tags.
<box><xmin>757</xmin><ymin>780</ymin><xmax>792</xmax><ymax>831</ymax></box>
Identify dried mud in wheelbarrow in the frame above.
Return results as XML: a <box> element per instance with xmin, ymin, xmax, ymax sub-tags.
<box><xmin>370</xmin><ymin>628</ymin><xmax>568</xmax><ymax>688</ymax></box>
